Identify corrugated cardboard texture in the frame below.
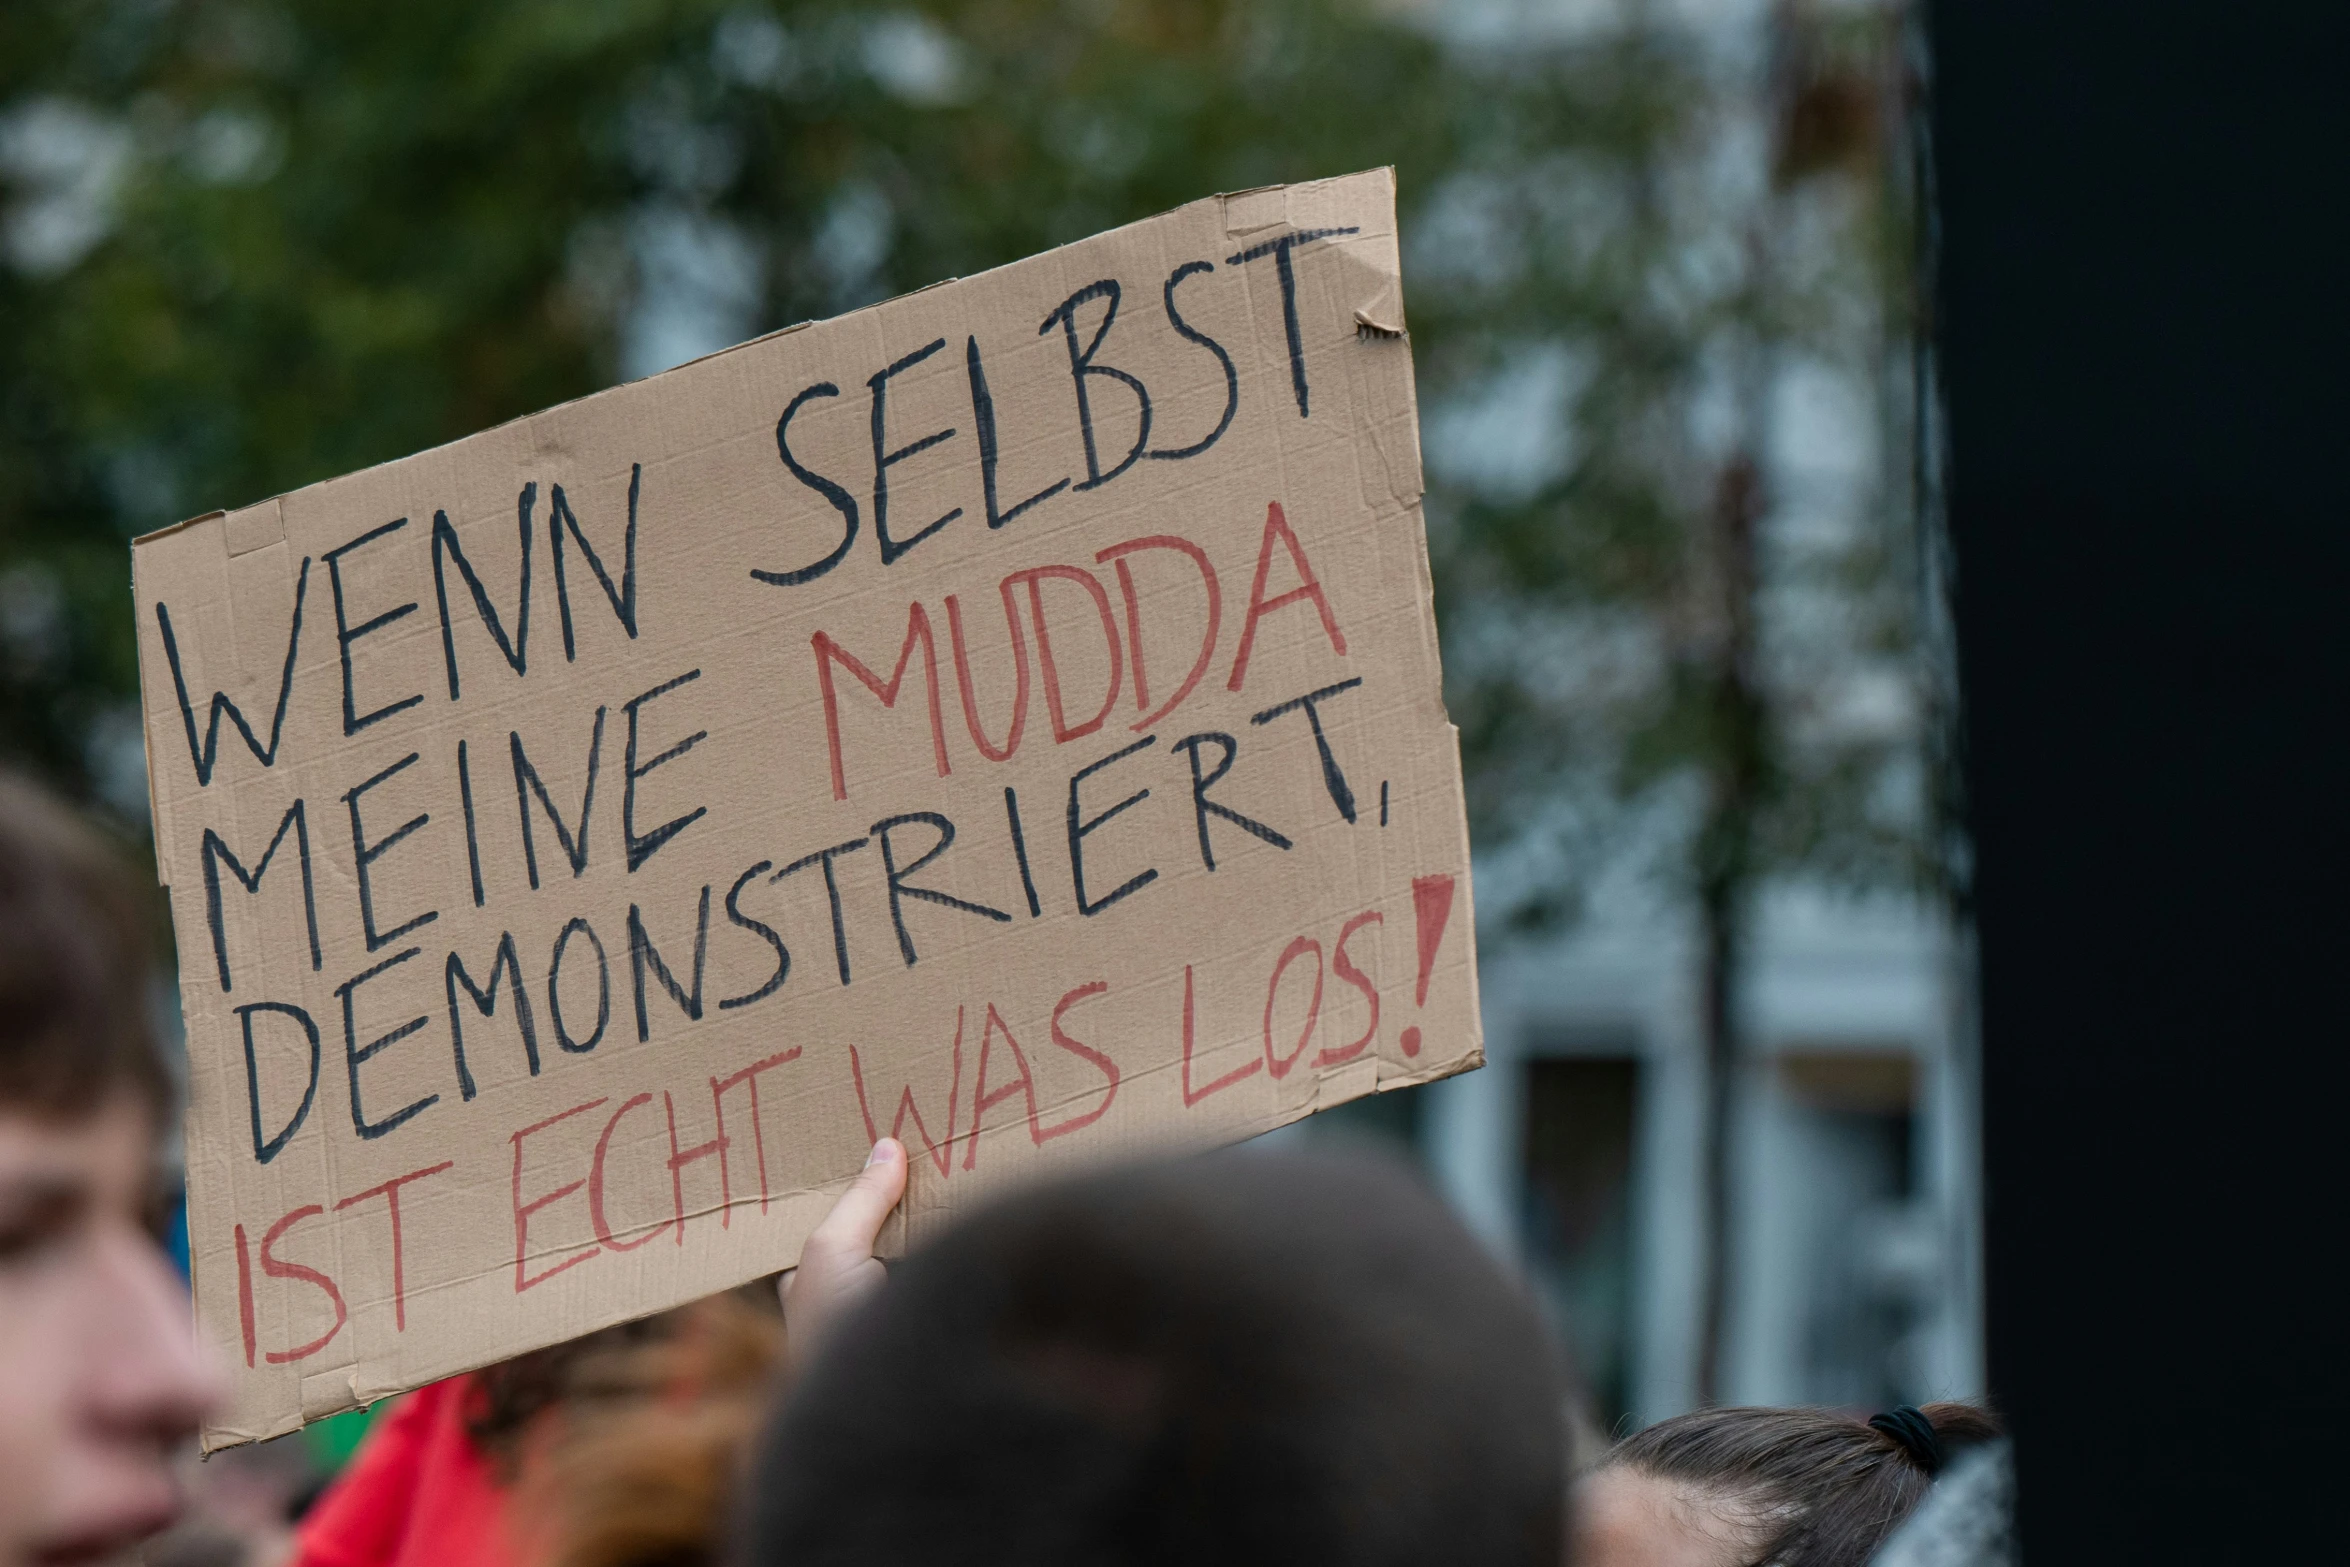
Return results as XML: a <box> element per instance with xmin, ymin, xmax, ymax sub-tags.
<box><xmin>132</xmin><ymin>171</ymin><xmax>1480</xmax><ymax>1449</ymax></box>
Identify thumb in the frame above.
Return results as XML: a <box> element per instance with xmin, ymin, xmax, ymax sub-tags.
<box><xmin>805</xmin><ymin>1138</ymin><xmax>907</xmax><ymax>1263</ymax></box>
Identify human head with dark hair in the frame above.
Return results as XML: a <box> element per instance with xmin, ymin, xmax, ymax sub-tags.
<box><xmin>0</xmin><ymin>772</ymin><xmax>173</xmax><ymax>1123</ymax></box>
<box><xmin>0</xmin><ymin>770</ymin><xmax>221</xmax><ymax>1567</ymax></box>
<box><xmin>739</xmin><ymin>1150</ymin><xmax>1570</xmax><ymax>1567</ymax></box>
<box><xmin>1575</xmin><ymin>1401</ymin><xmax>2003</xmax><ymax>1567</ymax></box>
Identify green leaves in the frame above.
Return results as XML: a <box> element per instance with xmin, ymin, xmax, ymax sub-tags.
<box><xmin>2</xmin><ymin>0</ymin><xmax>1927</xmax><ymax>930</ymax></box>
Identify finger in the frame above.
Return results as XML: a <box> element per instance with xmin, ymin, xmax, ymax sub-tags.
<box><xmin>805</xmin><ymin>1138</ymin><xmax>907</xmax><ymax>1260</ymax></box>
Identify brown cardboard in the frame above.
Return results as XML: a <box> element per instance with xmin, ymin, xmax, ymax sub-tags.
<box><xmin>132</xmin><ymin>170</ymin><xmax>1480</xmax><ymax>1449</ymax></box>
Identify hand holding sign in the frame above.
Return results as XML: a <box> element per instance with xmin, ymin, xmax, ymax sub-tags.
<box><xmin>780</xmin><ymin>1138</ymin><xmax>907</xmax><ymax>1373</ymax></box>
<box><xmin>133</xmin><ymin>170</ymin><xmax>1480</xmax><ymax>1448</ymax></box>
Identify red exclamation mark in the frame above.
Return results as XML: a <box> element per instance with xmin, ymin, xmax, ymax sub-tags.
<box><xmin>1398</xmin><ymin>874</ymin><xmax>1456</xmax><ymax>1058</ymax></box>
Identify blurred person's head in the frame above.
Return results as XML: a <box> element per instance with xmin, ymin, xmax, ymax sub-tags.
<box><xmin>0</xmin><ymin>771</ymin><xmax>223</xmax><ymax>1566</ymax></box>
<box><xmin>1574</xmin><ymin>1402</ymin><xmax>2002</xmax><ymax>1567</ymax></box>
<box><xmin>738</xmin><ymin>1150</ymin><xmax>1569</xmax><ymax>1567</ymax></box>
<box><xmin>510</xmin><ymin>1286</ymin><xmax>784</xmax><ymax>1567</ymax></box>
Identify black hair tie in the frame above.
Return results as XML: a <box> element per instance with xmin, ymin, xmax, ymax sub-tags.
<box><xmin>1869</xmin><ymin>1405</ymin><xmax>1943</xmax><ymax>1475</ymax></box>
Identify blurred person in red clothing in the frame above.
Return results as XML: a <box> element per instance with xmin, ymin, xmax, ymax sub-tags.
<box><xmin>0</xmin><ymin>773</ymin><xmax>225</xmax><ymax>1567</ymax></box>
<box><xmin>290</xmin><ymin>1139</ymin><xmax>910</xmax><ymax>1567</ymax></box>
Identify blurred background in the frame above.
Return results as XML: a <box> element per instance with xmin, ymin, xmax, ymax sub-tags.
<box><xmin>0</xmin><ymin>0</ymin><xmax>1968</xmax><ymax>1535</ymax></box>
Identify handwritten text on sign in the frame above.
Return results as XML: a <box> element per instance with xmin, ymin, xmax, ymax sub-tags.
<box><xmin>133</xmin><ymin>171</ymin><xmax>1479</xmax><ymax>1448</ymax></box>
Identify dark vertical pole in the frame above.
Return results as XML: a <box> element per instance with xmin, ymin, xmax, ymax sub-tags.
<box><xmin>1694</xmin><ymin>456</ymin><xmax>1766</xmax><ymax>1409</ymax></box>
<box><xmin>1931</xmin><ymin>2</ymin><xmax>2348</xmax><ymax>1557</ymax></box>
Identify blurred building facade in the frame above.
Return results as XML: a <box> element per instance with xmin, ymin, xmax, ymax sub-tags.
<box><xmin>1450</xmin><ymin>888</ymin><xmax>1977</xmax><ymax>1427</ymax></box>
<box><xmin>1289</xmin><ymin>878</ymin><xmax>1981</xmax><ymax>1433</ymax></box>
<box><xmin>1309</xmin><ymin>0</ymin><xmax>1985</xmax><ymax>1439</ymax></box>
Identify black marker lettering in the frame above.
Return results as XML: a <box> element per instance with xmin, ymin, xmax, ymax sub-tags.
<box><xmin>237</xmin><ymin>1001</ymin><xmax>319</xmax><ymax>1165</ymax></box>
<box><xmin>510</xmin><ymin>707</ymin><xmax>606</xmax><ymax>889</ymax></box>
<box><xmin>774</xmin><ymin>838</ymin><xmax>868</xmax><ymax>987</ymax></box>
<box><xmin>868</xmin><ymin>338</ymin><xmax>963</xmax><ymax>565</ymax></box>
<box><xmin>629</xmin><ymin>884</ymin><xmax>711</xmax><ymax>1042</ymax></box>
<box><xmin>457</xmin><ymin>739</ymin><xmax>485</xmax><ymax>908</ymax></box>
<box><xmin>966</xmin><ymin>335</ymin><xmax>1069</xmax><ymax>529</ymax></box>
<box><xmin>1250</xmin><ymin>677</ymin><xmax>1366</xmax><ymax>823</ymax></box>
<box><xmin>1066</xmin><ymin>735</ymin><xmax>1159</xmax><ymax>916</ymax></box>
<box><xmin>201</xmin><ymin>800</ymin><xmax>320</xmax><ymax>992</ymax></box>
<box><xmin>154</xmin><ymin>556</ymin><xmax>310</xmax><ymax>786</ymax></box>
<box><xmin>343</xmin><ymin>752</ymin><xmax>437</xmax><ymax>953</ymax></box>
<box><xmin>760</xmin><ymin>382</ymin><xmax>860</xmax><ymax>587</ymax></box>
<box><xmin>1171</xmin><ymin>732</ymin><xmax>1293</xmax><ymax>870</ymax></box>
<box><xmin>718</xmin><ymin>861</ymin><xmax>790</xmax><ymax>1010</ymax></box>
<box><xmin>549</xmin><ymin>465</ymin><xmax>640</xmax><ymax>659</ymax></box>
<box><xmin>1040</xmin><ymin>281</ymin><xmax>1152</xmax><ymax>491</ymax></box>
<box><xmin>324</xmin><ymin>519</ymin><xmax>423</xmax><ymax>736</ymax></box>
<box><xmin>1149</xmin><ymin>261</ymin><xmax>1239</xmax><ymax>460</ymax></box>
<box><xmin>430</xmin><ymin>489</ymin><xmax>532</xmax><ymax>701</ymax></box>
<box><xmin>622</xmin><ymin>669</ymin><xmax>709</xmax><ymax>872</ymax></box>
<box><xmin>1224</xmin><ymin>227</ymin><xmax>1360</xmax><ymax>419</ymax></box>
<box><xmin>1004</xmin><ymin>786</ymin><xmax>1041</xmax><ymax>918</ymax></box>
<box><xmin>871</xmin><ymin>811</ymin><xmax>1011</xmax><ymax>968</ymax></box>
<box><xmin>548</xmin><ymin>917</ymin><xmax>611</xmax><ymax>1054</ymax></box>
<box><xmin>446</xmin><ymin>932</ymin><xmax>538</xmax><ymax>1100</ymax></box>
<box><xmin>337</xmin><ymin>946</ymin><xmax>435</xmax><ymax>1140</ymax></box>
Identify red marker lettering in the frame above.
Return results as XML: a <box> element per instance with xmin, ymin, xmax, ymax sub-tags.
<box><xmin>852</xmin><ymin>1008</ymin><xmax>964</xmax><ymax>1178</ymax></box>
<box><xmin>814</xmin><ymin>603</ymin><xmax>949</xmax><ymax>801</ymax></box>
<box><xmin>1038</xmin><ymin>981</ymin><xmax>1118</xmax><ymax>1140</ymax></box>
<box><xmin>334</xmin><ymin>1160</ymin><xmax>454</xmax><ymax>1330</ymax></box>
<box><xmin>1181</xmin><ymin>964</ymin><xmax>1262</xmax><ymax>1106</ymax></box>
<box><xmin>664</xmin><ymin>1089</ymin><xmax>730</xmax><ymax>1246</ymax></box>
<box><xmin>1007</xmin><ymin>565</ymin><xmax>1123</xmax><ymax>743</ymax></box>
<box><xmin>587</xmin><ymin>1092</ymin><xmax>667</xmax><ymax>1254</ymax></box>
<box><xmin>945</xmin><ymin>584</ymin><xmax>1030</xmax><ymax>763</ymax></box>
<box><xmin>964</xmin><ymin>1003</ymin><xmax>1039</xmax><ymax>1170</ymax></box>
<box><xmin>511</xmin><ymin>1097</ymin><xmax>607</xmax><ymax>1292</ymax></box>
<box><xmin>259</xmin><ymin>1204</ymin><xmax>346</xmax><ymax>1365</ymax></box>
<box><xmin>1227</xmin><ymin>501</ymin><xmax>1346</xmax><ymax>693</ymax></box>
<box><xmin>710</xmin><ymin>1046</ymin><xmax>804</xmax><ymax>1219</ymax></box>
<box><xmin>234</xmin><ymin>1222</ymin><xmax>257</xmax><ymax>1369</ymax></box>
<box><xmin>1263</xmin><ymin>936</ymin><xmax>1325</xmax><ymax>1080</ymax></box>
<box><xmin>1319</xmin><ymin>911</ymin><xmax>1383</xmax><ymax>1067</ymax></box>
<box><xmin>1095</xmin><ymin>534</ymin><xmax>1221</xmax><ymax>731</ymax></box>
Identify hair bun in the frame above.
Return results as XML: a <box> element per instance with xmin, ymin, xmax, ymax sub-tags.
<box><xmin>1868</xmin><ymin>1405</ymin><xmax>1944</xmax><ymax>1475</ymax></box>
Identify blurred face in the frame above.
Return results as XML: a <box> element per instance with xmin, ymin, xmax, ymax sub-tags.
<box><xmin>1572</xmin><ymin>1466</ymin><xmax>1768</xmax><ymax>1567</ymax></box>
<box><xmin>0</xmin><ymin>1097</ymin><xmax>224</xmax><ymax>1567</ymax></box>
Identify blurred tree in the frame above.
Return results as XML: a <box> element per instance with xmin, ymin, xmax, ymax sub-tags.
<box><xmin>0</xmin><ymin>0</ymin><xmax>140</xmax><ymax>797</ymax></box>
<box><xmin>0</xmin><ymin>0</ymin><xmax>1927</xmax><ymax>1397</ymax></box>
<box><xmin>1413</xmin><ymin>1</ymin><xmax>1932</xmax><ymax>1401</ymax></box>
<box><xmin>0</xmin><ymin>0</ymin><xmax>1679</xmax><ymax>809</ymax></box>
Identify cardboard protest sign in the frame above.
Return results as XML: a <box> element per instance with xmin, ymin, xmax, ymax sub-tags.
<box><xmin>133</xmin><ymin>169</ymin><xmax>1478</xmax><ymax>1448</ymax></box>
